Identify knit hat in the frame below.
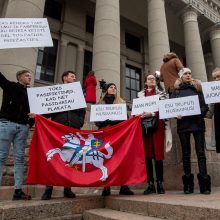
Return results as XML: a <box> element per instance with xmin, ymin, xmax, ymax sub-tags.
<box><xmin>155</xmin><ymin>70</ymin><xmax>160</xmax><ymax>78</ymax></box>
<box><xmin>105</xmin><ymin>83</ymin><xmax>117</xmax><ymax>91</ymax></box>
<box><xmin>178</xmin><ymin>67</ymin><xmax>191</xmax><ymax>78</ymax></box>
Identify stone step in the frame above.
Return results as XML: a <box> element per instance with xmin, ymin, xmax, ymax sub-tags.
<box><xmin>0</xmin><ymin>196</ymin><xmax>103</xmax><ymax>220</ymax></box>
<box><xmin>42</xmin><ymin>214</ymin><xmax>82</xmax><ymax>220</ymax></box>
<box><xmin>83</xmin><ymin>208</ymin><xmax>164</xmax><ymax>220</ymax></box>
<box><xmin>0</xmin><ymin>185</ymin><xmax>144</xmax><ymax>200</ymax></box>
<box><xmin>105</xmin><ymin>189</ymin><xmax>220</xmax><ymax>220</ymax></box>
<box><xmin>0</xmin><ymin>185</ymin><xmax>102</xmax><ymax>200</ymax></box>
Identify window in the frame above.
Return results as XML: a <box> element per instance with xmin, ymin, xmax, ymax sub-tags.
<box><xmin>125</xmin><ymin>65</ymin><xmax>141</xmax><ymax>101</ymax></box>
<box><xmin>125</xmin><ymin>32</ymin><xmax>141</xmax><ymax>52</ymax></box>
<box><xmin>44</xmin><ymin>0</ymin><xmax>62</xmax><ymax>20</ymax></box>
<box><xmin>83</xmin><ymin>50</ymin><xmax>93</xmax><ymax>81</ymax></box>
<box><xmin>86</xmin><ymin>15</ymin><xmax>94</xmax><ymax>34</ymax></box>
<box><xmin>35</xmin><ymin>39</ymin><xmax>58</xmax><ymax>82</ymax></box>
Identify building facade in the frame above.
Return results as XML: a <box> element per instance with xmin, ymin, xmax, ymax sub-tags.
<box><xmin>1</xmin><ymin>0</ymin><xmax>220</xmax><ymax>188</ymax></box>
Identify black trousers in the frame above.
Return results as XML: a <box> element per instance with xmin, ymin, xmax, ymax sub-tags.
<box><xmin>45</xmin><ymin>186</ymin><xmax>71</xmax><ymax>191</ymax></box>
<box><xmin>146</xmin><ymin>158</ymin><xmax>163</xmax><ymax>182</ymax></box>
<box><xmin>178</xmin><ymin>131</ymin><xmax>207</xmax><ymax>178</ymax></box>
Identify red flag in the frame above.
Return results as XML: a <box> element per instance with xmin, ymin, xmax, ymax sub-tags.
<box><xmin>27</xmin><ymin>115</ymin><xmax>147</xmax><ymax>187</ymax></box>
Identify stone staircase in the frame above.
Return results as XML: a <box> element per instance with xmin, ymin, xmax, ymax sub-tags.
<box><xmin>83</xmin><ymin>209</ymin><xmax>163</xmax><ymax>220</ymax></box>
<box><xmin>0</xmin><ymin>196</ymin><xmax>103</xmax><ymax>220</ymax></box>
<box><xmin>1</xmin><ymin>187</ymin><xmax>220</xmax><ymax>219</ymax></box>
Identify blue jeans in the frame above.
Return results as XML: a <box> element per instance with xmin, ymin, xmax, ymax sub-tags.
<box><xmin>0</xmin><ymin>120</ymin><xmax>29</xmax><ymax>189</ymax></box>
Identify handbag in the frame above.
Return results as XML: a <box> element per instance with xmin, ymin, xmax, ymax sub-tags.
<box><xmin>141</xmin><ymin>117</ymin><xmax>158</xmax><ymax>135</ymax></box>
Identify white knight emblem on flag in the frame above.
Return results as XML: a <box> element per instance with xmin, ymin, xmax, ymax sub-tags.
<box><xmin>46</xmin><ymin>132</ymin><xmax>113</xmax><ymax>181</ymax></box>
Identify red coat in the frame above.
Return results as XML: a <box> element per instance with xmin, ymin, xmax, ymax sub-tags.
<box><xmin>143</xmin><ymin>88</ymin><xmax>165</xmax><ymax>160</ymax></box>
<box><xmin>84</xmin><ymin>73</ymin><xmax>97</xmax><ymax>103</ymax></box>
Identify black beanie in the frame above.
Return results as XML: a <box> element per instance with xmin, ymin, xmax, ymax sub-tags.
<box><xmin>105</xmin><ymin>83</ymin><xmax>116</xmax><ymax>91</ymax></box>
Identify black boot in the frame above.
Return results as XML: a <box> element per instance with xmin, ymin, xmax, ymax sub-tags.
<box><xmin>197</xmin><ymin>174</ymin><xmax>211</xmax><ymax>194</ymax></box>
<box><xmin>157</xmin><ymin>180</ymin><xmax>165</xmax><ymax>194</ymax></box>
<box><xmin>102</xmin><ymin>187</ymin><xmax>111</xmax><ymax>196</ymax></box>
<box><xmin>41</xmin><ymin>187</ymin><xmax>53</xmax><ymax>200</ymax></box>
<box><xmin>182</xmin><ymin>174</ymin><xmax>194</xmax><ymax>194</ymax></box>
<box><xmin>119</xmin><ymin>186</ymin><xmax>134</xmax><ymax>195</ymax></box>
<box><xmin>64</xmin><ymin>187</ymin><xmax>76</xmax><ymax>198</ymax></box>
<box><xmin>13</xmin><ymin>189</ymin><xmax>31</xmax><ymax>200</ymax></box>
<box><xmin>143</xmin><ymin>182</ymin><xmax>156</xmax><ymax>195</ymax></box>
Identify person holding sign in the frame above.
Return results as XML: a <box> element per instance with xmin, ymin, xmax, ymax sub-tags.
<box><xmin>171</xmin><ymin>67</ymin><xmax>210</xmax><ymax>194</ymax></box>
<box><xmin>138</xmin><ymin>74</ymin><xmax>167</xmax><ymax>195</ymax></box>
<box><xmin>41</xmin><ymin>71</ymin><xmax>86</xmax><ymax>200</ymax></box>
<box><xmin>207</xmin><ymin>68</ymin><xmax>220</xmax><ymax>153</ymax></box>
<box><xmin>95</xmin><ymin>83</ymin><xmax>134</xmax><ymax>196</ymax></box>
<box><xmin>0</xmin><ymin>70</ymin><xmax>34</xmax><ymax>200</ymax></box>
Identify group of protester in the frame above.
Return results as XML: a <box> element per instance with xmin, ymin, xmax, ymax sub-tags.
<box><xmin>0</xmin><ymin>52</ymin><xmax>219</xmax><ymax>200</ymax></box>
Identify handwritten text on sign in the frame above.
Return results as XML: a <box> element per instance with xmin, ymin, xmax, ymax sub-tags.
<box><xmin>131</xmin><ymin>95</ymin><xmax>159</xmax><ymax>115</ymax></box>
<box><xmin>0</xmin><ymin>18</ymin><xmax>53</xmax><ymax>49</ymax></box>
<box><xmin>27</xmin><ymin>82</ymin><xmax>86</xmax><ymax>114</ymax></box>
<box><xmin>90</xmin><ymin>104</ymin><xmax>127</xmax><ymax>122</ymax></box>
<box><xmin>159</xmin><ymin>95</ymin><xmax>201</xmax><ymax>119</ymax></box>
<box><xmin>201</xmin><ymin>81</ymin><xmax>220</xmax><ymax>104</ymax></box>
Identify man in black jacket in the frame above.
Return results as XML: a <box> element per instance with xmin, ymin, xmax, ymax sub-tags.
<box><xmin>0</xmin><ymin>70</ymin><xmax>34</xmax><ymax>200</ymax></box>
<box><xmin>41</xmin><ymin>71</ymin><xmax>86</xmax><ymax>200</ymax></box>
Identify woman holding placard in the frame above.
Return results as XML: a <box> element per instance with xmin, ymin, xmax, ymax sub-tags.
<box><xmin>171</xmin><ymin>67</ymin><xmax>210</xmax><ymax>194</ymax></box>
<box><xmin>95</xmin><ymin>83</ymin><xmax>134</xmax><ymax>197</ymax></box>
<box><xmin>138</xmin><ymin>73</ymin><xmax>167</xmax><ymax>194</ymax></box>
<box><xmin>207</xmin><ymin>68</ymin><xmax>220</xmax><ymax>153</ymax></box>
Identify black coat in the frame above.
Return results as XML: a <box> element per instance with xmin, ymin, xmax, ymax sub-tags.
<box><xmin>45</xmin><ymin>108</ymin><xmax>86</xmax><ymax>129</ymax></box>
<box><xmin>171</xmin><ymin>80</ymin><xmax>208</xmax><ymax>133</ymax></box>
<box><xmin>214</xmin><ymin>103</ymin><xmax>220</xmax><ymax>153</ymax></box>
<box><xmin>0</xmin><ymin>72</ymin><xmax>34</xmax><ymax>126</ymax></box>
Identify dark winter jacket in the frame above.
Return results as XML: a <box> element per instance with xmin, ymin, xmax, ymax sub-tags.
<box><xmin>171</xmin><ymin>79</ymin><xmax>208</xmax><ymax>133</ymax></box>
<box><xmin>0</xmin><ymin>72</ymin><xmax>34</xmax><ymax>126</ymax></box>
<box><xmin>207</xmin><ymin>103</ymin><xmax>220</xmax><ymax>153</ymax></box>
<box><xmin>214</xmin><ymin>103</ymin><xmax>220</xmax><ymax>153</ymax></box>
<box><xmin>45</xmin><ymin>108</ymin><xmax>86</xmax><ymax>129</ymax></box>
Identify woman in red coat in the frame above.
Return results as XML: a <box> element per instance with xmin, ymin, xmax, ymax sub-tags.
<box><xmin>138</xmin><ymin>73</ymin><xmax>167</xmax><ymax>194</ymax></box>
<box><xmin>84</xmin><ymin>71</ymin><xmax>97</xmax><ymax>103</ymax></box>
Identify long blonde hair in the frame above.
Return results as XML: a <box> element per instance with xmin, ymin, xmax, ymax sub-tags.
<box><xmin>98</xmin><ymin>94</ymin><xmax>125</xmax><ymax>104</ymax></box>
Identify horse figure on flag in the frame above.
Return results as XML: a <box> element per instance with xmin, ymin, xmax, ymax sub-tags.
<box><xmin>46</xmin><ymin>133</ymin><xmax>113</xmax><ymax>181</ymax></box>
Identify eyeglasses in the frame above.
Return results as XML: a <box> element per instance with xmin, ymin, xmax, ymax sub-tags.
<box><xmin>214</xmin><ymin>75</ymin><xmax>220</xmax><ymax>80</ymax></box>
<box><xmin>147</xmin><ymin>77</ymin><xmax>156</xmax><ymax>81</ymax></box>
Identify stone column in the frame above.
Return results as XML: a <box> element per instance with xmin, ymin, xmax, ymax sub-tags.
<box><xmin>120</xmin><ymin>56</ymin><xmax>127</xmax><ymax>99</ymax></box>
<box><xmin>147</xmin><ymin>0</ymin><xmax>170</xmax><ymax>72</ymax></box>
<box><xmin>0</xmin><ymin>0</ymin><xmax>46</xmax><ymax>82</ymax></box>
<box><xmin>210</xmin><ymin>26</ymin><xmax>220</xmax><ymax>68</ymax></box>
<box><xmin>92</xmin><ymin>0</ymin><xmax>120</xmax><ymax>94</ymax></box>
<box><xmin>182</xmin><ymin>9</ymin><xmax>207</xmax><ymax>81</ymax></box>
<box><xmin>76</xmin><ymin>44</ymin><xmax>85</xmax><ymax>85</ymax></box>
<box><xmin>204</xmin><ymin>53</ymin><xmax>214</xmax><ymax>81</ymax></box>
<box><xmin>56</xmin><ymin>39</ymin><xmax>68</xmax><ymax>84</ymax></box>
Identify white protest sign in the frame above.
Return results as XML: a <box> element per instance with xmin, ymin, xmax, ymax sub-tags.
<box><xmin>27</xmin><ymin>82</ymin><xmax>86</xmax><ymax>114</ymax></box>
<box><xmin>201</xmin><ymin>81</ymin><xmax>220</xmax><ymax>104</ymax></box>
<box><xmin>159</xmin><ymin>95</ymin><xmax>201</xmax><ymax>119</ymax></box>
<box><xmin>131</xmin><ymin>95</ymin><xmax>159</xmax><ymax>115</ymax></box>
<box><xmin>0</xmin><ymin>18</ymin><xmax>53</xmax><ymax>49</ymax></box>
<box><xmin>90</xmin><ymin>104</ymin><xmax>127</xmax><ymax>122</ymax></box>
